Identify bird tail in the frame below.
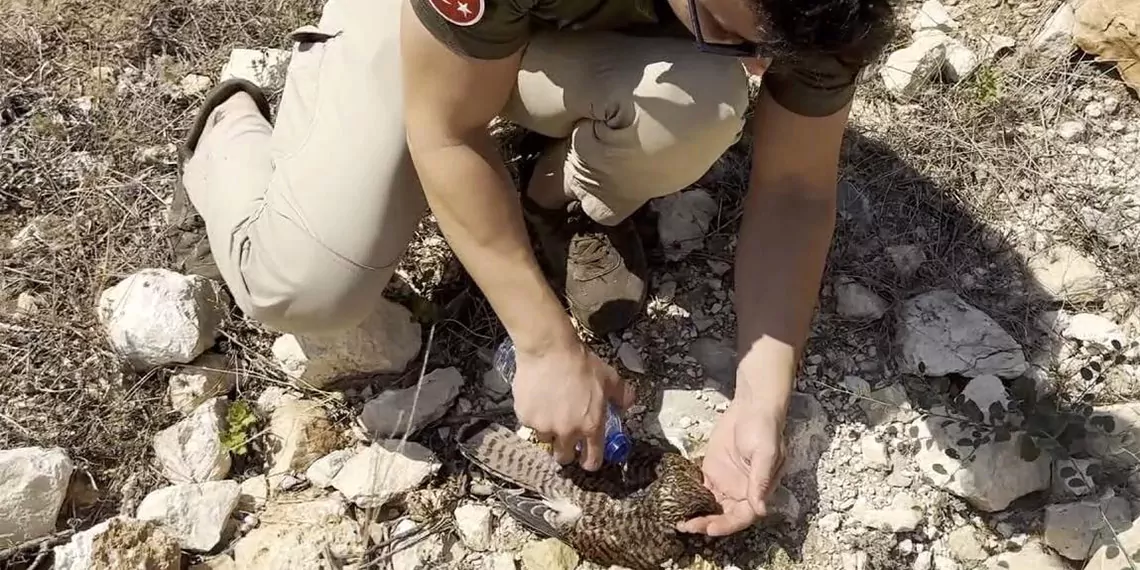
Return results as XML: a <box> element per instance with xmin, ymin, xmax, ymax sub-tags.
<box><xmin>455</xmin><ymin>419</ymin><xmax>574</xmax><ymax>498</ymax></box>
<box><xmin>496</xmin><ymin>490</ymin><xmax>581</xmax><ymax>540</ymax></box>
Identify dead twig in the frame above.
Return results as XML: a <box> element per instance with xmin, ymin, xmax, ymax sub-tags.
<box><xmin>0</xmin><ymin>529</ymin><xmax>77</xmax><ymax>563</ymax></box>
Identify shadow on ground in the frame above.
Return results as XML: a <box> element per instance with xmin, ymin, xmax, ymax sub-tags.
<box><xmin>590</xmin><ymin>110</ymin><xmax>1139</xmax><ymax>568</ymax></box>
<box><xmin>420</xmin><ymin>110</ymin><xmax>1106</xmax><ymax>568</ymax></box>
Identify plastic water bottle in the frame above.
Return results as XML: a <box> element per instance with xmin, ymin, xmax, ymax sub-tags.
<box><xmin>493</xmin><ymin>337</ymin><xmax>631</xmax><ymax>466</ymax></box>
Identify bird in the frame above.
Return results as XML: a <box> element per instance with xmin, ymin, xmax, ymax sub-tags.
<box><xmin>454</xmin><ymin>418</ymin><xmax>722</xmax><ymax>570</ymax></box>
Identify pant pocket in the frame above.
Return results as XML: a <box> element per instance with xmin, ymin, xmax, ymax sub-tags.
<box><xmin>271</xmin><ymin>24</ymin><xmax>340</xmax><ymax>161</ymax></box>
<box><xmin>287</xmin><ymin>25</ymin><xmax>340</xmax><ymax>46</ymax></box>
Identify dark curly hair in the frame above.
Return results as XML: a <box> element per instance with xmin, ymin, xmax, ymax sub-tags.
<box><xmin>751</xmin><ymin>0</ymin><xmax>899</xmax><ymax>65</ymax></box>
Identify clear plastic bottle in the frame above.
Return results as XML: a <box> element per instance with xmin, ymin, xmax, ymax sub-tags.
<box><xmin>493</xmin><ymin>337</ymin><xmax>631</xmax><ymax>466</ymax></box>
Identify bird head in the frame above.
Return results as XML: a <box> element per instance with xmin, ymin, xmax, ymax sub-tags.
<box><xmin>649</xmin><ymin>453</ymin><xmax>722</xmax><ymax>524</ymax></box>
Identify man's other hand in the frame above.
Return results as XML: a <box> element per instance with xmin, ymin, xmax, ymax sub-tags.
<box><xmin>676</xmin><ymin>397</ymin><xmax>786</xmax><ymax>536</ymax></box>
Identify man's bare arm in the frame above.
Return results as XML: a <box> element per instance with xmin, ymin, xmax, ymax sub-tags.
<box><xmin>733</xmin><ymin>89</ymin><xmax>850</xmax><ymax>409</ymax></box>
<box><xmin>399</xmin><ymin>4</ymin><xmax>632</xmax><ymax>470</ymax></box>
<box><xmin>399</xmin><ymin>3</ymin><xmax>577</xmax><ymax>353</ymax></box>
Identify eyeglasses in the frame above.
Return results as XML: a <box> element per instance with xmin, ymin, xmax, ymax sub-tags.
<box><xmin>686</xmin><ymin>0</ymin><xmax>769</xmax><ymax>59</ymax></box>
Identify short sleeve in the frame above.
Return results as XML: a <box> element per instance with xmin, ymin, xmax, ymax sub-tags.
<box><xmin>411</xmin><ymin>0</ymin><xmax>532</xmax><ymax>60</ymax></box>
<box><xmin>760</xmin><ymin>53</ymin><xmax>865</xmax><ymax>117</ymax></box>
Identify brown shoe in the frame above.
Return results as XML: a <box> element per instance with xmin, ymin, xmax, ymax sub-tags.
<box><xmin>515</xmin><ymin>133</ymin><xmax>648</xmax><ymax>337</ymax></box>
<box><xmin>167</xmin><ymin>78</ymin><xmax>272</xmax><ymax>280</ymax></box>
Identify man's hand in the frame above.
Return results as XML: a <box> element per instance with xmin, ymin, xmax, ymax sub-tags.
<box><xmin>400</xmin><ymin>6</ymin><xmax>636</xmax><ymax>470</ymax></box>
<box><xmin>676</xmin><ymin>396</ymin><xmax>786</xmax><ymax>536</ymax></box>
<box><xmin>512</xmin><ymin>337</ymin><xmax>636</xmax><ymax>471</ymax></box>
<box><xmin>676</xmin><ymin>84</ymin><xmax>849</xmax><ymax>537</ymax></box>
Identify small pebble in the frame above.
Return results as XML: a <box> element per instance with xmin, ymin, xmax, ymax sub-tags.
<box><xmin>914</xmin><ymin>551</ymin><xmax>933</xmax><ymax>570</ymax></box>
<box><xmin>707</xmin><ymin>260</ymin><xmax>731</xmax><ymax>275</ymax></box>
<box><xmin>469</xmin><ymin>482</ymin><xmax>495</xmax><ymax>496</ymax></box>
<box><xmin>617</xmin><ymin>343</ymin><xmax>646</xmax><ymax>374</ymax></box>
<box><xmin>820</xmin><ymin>513</ymin><xmax>843</xmax><ymax>532</ymax></box>
<box><xmin>1056</xmin><ymin>120</ymin><xmax>1086</xmax><ymax>141</ymax></box>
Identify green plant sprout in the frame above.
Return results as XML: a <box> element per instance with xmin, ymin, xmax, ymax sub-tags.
<box><xmin>221</xmin><ymin>400</ymin><xmax>259</xmax><ymax>456</ymax></box>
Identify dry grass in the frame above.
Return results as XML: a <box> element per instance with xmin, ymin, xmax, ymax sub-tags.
<box><xmin>707</xmin><ymin>42</ymin><xmax>1139</xmax><ymax>365</ymax></box>
<box><xmin>859</xmin><ymin>54</ymin><xmax>1137</xmax><ymax>334</ymax></box>
<box><xmin>688</xmin><ymin>37</ymin><xmax>1140</xmax><ymax>566</ymax></box>
<box><xmin>0</xmin><ymin>0</ymin><xmax>323</xmax><ymax>553</ymax></box>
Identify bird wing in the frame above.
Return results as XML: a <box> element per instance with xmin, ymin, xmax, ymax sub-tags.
<box><xmin>496</xmin><ymin>489</ymin><xmax>581</xmax><ymax>540</ymax></box>
<box><xmin>455</xmin><ymin>419</ymin><xmax>576</xmax><ymax>498</ymax></box>
<box><xmin>498</xmin><ymin>489</ymin><xmax>669</xmax><ymax>570</ymax></box>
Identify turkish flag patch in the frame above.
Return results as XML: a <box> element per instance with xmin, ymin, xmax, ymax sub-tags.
<box><xmin>428</xmin><ymin>0</ymin><xmax>484</xmax><ymax>26</ymax></box>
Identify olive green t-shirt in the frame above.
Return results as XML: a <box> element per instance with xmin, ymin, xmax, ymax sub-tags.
<box><xmin>410</xmin><ymin>0</ymin><xmax>864</xmax><ymax>117</ymax></box>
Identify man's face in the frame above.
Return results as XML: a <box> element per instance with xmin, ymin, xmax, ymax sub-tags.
<box><xmin>671</xmin><ymin>0</ymin><xmax>760</xmax><ymax>44</ymax></box>
<box><xmin>664</xmin><ymin>0</ymin><xmax>772</xmax><ymax>73</ymax></box>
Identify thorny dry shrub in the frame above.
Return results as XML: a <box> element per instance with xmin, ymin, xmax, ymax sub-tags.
<box><xmin>0</xmin><ymin>0</ymin><xmax>323</xmax><ymax>541</ymax></box>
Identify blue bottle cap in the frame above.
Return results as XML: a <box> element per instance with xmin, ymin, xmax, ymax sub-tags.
<box><xmin>605</xmin><ymin>431</ymin><xmax>631</xmax><ymax>465</ymax></box>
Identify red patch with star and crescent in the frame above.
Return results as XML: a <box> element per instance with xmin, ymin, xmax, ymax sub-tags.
<box><xmin>428</xmin><ymin>0</ymin><xmax>484</xmax><ymax>26</ymax></box>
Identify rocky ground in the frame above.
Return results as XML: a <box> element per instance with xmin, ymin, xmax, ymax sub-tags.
<box><xmin>2</xmin><ymin>0</ymin><xmax>1140</xmax><ymax>568</ymax></box>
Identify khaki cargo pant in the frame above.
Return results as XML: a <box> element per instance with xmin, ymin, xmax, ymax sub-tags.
<box><xmin>182</xmin><ymin>0</ymin><xmax>749</xmax><ymax>335</ymax></box>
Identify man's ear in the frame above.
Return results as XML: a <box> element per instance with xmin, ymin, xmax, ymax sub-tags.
<box><xmin>741</xmin><ymin>57</ymin><xmax>771</xmax><ymax>76</ymax></box>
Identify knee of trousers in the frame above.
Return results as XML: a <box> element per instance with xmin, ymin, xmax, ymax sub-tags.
<box><xmin>648</xmin><ymin>64</ymin><xmax>751</xmax><ymax>187</ymax></box>
<box><xmin>234</xmin><ymin>257</ymin><xmax>394</xmax><ymax>336</ymax></box>
<box><xmin>571</xmin><ymin>59</ymin><xmax>750</xmax><ymax>224</ymax></box>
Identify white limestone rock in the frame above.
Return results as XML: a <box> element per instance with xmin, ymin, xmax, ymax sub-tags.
<box><xmin>652</xmin><ymin>189</ymin><xmax>719</xmax><ymax>261</ymax></box>
<box><xmin>272</xmin><ymin>298</ymin><xmax>422</xmax><ymax>389</ymax></box>
<box><xmin>359</xmin><ymin>367</ymin><xmax>464</xmax><ymax>439</ymax></box>
<box><xmin>135</xmin><ymin>480</ymin><xmax>241</xmax><ymax>552</ymax></box>
<box><xmin>168</xmin><ymin>353</ymin><xmax>236</xmax><ymax>415</ymax></box>
<box><xmin>895</xmin><ymin>290</ymin><xmax>1027</xmax><ymax>379</ymax></box>
<box><xmin>152</xmin><ymin>397</ymin><xmax>231</xmax><ymax>484</ymax></box>
<box><xmin>219</xmin><ymin>48</ymin><xmax>291</xmax><ymax>92</ymax></box>
<box><xmin>0</xmin><ymin>447</ymin><xmax>74</xmax><ymax>548</ymax></box>
<box><xmin>881</xmin><ymin>30</ymin><xmax>950</xmax><ymax>98</ymax></box>
<box><xmin>97</xmin><ymin>268</ymin><xmax>228</xmax><ymax>370</ymax></box>
<box><xmin>331</xmin><ymin>441</ymin><xmax>441</xmax><ymax>508</ymax></box>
